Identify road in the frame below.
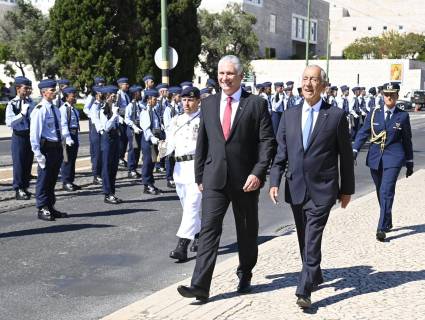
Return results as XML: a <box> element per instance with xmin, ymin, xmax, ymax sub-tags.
<box><xmin>0</xmin><ymin>113</ymin><xmax>424</xmax><ymax>320</ymax></box>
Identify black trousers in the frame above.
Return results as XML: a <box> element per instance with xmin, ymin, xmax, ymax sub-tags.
<box><xmin>191</xmin><ymin>184</ymin><xmax>259</xmax><ymax>292</ymax></box>
<box><xmin>291</xmin><ymin>196</ymin><xmax>333</xmax><ymax>297</ymax></box>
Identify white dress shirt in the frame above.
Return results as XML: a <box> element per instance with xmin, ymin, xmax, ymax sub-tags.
<box><xmin>220</xmin><ymin>87</ymin><xmax>242</xmax><ymax>127</ymax></box>
<box><xmin>384</xmin><ymin>105</ymin><xmax>395</xmax><ymax>119</ymax></box>
<box><xmin>301</xmin><ymin>99</ymin><xmax>322</xmax><ymax>132</ymax></box>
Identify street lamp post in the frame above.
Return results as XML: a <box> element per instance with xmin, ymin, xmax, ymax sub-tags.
<box><xmin>305</xmin><ymin>0</ymin><xmax>311</xmax><ymax>66</ymax></box>
<box><xmin>326</xmin><ymin>19</ymin><xmax>331</xmax><ymax>82</ymax></box>
<box><xmin>161</xmin><ymin>0</ymin><xmax>169</xmax><ymax>84</ymax></box>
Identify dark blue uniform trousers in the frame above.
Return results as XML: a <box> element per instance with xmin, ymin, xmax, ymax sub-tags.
<box><xmin>271</xmin><ymin>111</ymin><xmax>282</xmax><ymax>136</ymax></box>
<box><xmin>165</xmin><ymin>155</ymin><xmax>175</xmax><ymax>181</ymax></box>
<box><xmin>351</xmin><ymin>117</ymin><xmax>360</xmax><ymax>140</ymax></box>
<box><xmin>36</xmin><ymin>144</ymin><xmax>63</xmax><ymax>209</ymax></box>
<box><xmin>126</xmin><ymin>126</ymin><xmax>141</xmax><ymax>171</ymax></box>
<box><xmin>89</xmin><ymin>122</ymin><xmax>102</xmax><ymax>177</ymax></box>
<box><xmin>141</xmin><ymin>137</ymin><xmax>155</xmax><ymax>186</ymax></box>
<box><xmin>370</xmin><ymin>163</ymin><xmax>401</xmax><ymax>232</ymax></box>
<box><xmin>101</xmin><ymin>132</ymin><xmax>120</xmax><ymax>196</ymax></box>
<box><xmin>11</xmin><ymin>132</ymin><xmax>33</xmax><ymax>190</ymax></box>
<box><xmin>61</xmin><ymin>133</ymin><xmax>79</xmax><ymax>184</ymax></box>
<box><xmin>291</xmin><ymin>196</ymin><xmax>333</xmax><ymax>297</ymax></box>
<box><xmin>118</xmin><ymin>122</ymin><xmax>128</xmax><ymax>160</ymax></box>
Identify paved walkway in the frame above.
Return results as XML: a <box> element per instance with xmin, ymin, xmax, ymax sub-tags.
<box><xmin>102</xmin><ymin>169</ymin><xmax>425</xmax><ymax>320</ymax></box>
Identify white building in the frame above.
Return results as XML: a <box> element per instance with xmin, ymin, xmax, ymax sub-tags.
<box><xmin>329</xmin><ymin>0</ymin><xmax>425</xmax><ymax>57</ymax></box>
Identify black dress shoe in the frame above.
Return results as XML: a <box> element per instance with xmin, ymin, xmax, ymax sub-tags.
<box><xmin>383</xmin><ymin>224</ymin><xmax>393</xmax><ymax>232</ymax></box>
<box><xmin>72</xmin><ymin>183</ymin><xmax>82</xmax><ymax>190</ymax></box>
<box><xmin>237</xmin><ymin>275</ymin><xmax>252</xmax><ymax>294</ymax></box>
<box><xmin>104</xmin><ymin>195</ymin><xmax>122</xmax><ymax>204</ymax></box>
<box><xmin>23</xmin><ymin>189</ymin><xmax>32</xmax><ymax>197</ymax></box>
<box><xmin>376</xmin><ymin>230</ymin><xmax>386</xmax><ymax>242</ymax></box>
<box><xmin>190</xmin><ymin>233</ymin><xmax>199</xmax><ymax>252</ymax></box>
<box><xmin>128</xmin><ymin>171</ymin><xmax>141</xmax><ymax>178</ymax></box>
<box><xmin>38</xmin><ymin>207</ymin><xmax>55</xmax><ymax>221</ymax></box>
<box><xmin>170</xmin><ymin>238</ymin><xmax>190</xmax><ymax>261</ymax></box>
<box><xmin>119</xmin><ymin>159</ymin><xmax>127</xmax><ymax>168</ymax></box>
<box><xmin>51</xmin><ymin>207</ymin><xmax>69</xmax><ymax>218</ymax></box>
<box><xmin>177</xmin><ymin>285</ymin><xmax>209</xmax><ymax>303</ymax></box>
<box><xmin>30</xmin><ymin>174</ymin><xmax>37</xmax><ymax>180</ymax></box>
<box><xmin>16</xmin><ymin>189</ymin><xmax>30</xmax><ymax>200</ymax></box>
<box><xmin>143</xmin><ymin>185</ymin><xmax>161</xmax><ymax>195</ymax></box>
<box><xmin>63</xmin><ymin>183</ymin><xmax>76</xmax><ymax>192</ymax></box>
<box><xmin>167</xmin><ymin>180</ymin><xmax>176</xmax><ymax>188</ymax></box>
<box><xmin>93</xmin><ymin>176</ymin><xmax>102</xmax><ymax>185</ymax></box>
<box><xmin>296</xmin><ymin>295</ymin><xmax>312</xmax><ymax>308</ymax></box>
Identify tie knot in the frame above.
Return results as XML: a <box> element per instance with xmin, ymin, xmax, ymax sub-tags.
<box><xmin>386</xmin><ymin>110</ymin><xmax>391</xmax><ymax>114</ymax></box>
<box><xmin>226</xmin><ymin>96</ymin><xmax>232</xmax><ymax>104</ymax></box>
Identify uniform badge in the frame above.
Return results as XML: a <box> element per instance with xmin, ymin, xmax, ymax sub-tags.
<box><xmin>393</xmin><ymin>122</ymin><xmax>402</xmax><ymax>130</ymax></box>
<box><xmin>192</xmin><ymin>123</ymin><xmax>199</xmax><ymax>139</ymax></box>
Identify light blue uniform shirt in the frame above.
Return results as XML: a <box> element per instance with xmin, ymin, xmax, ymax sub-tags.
<box><xmin>163</xmin><ymin>102</ymin><xmax>182</xmax><ymax>130</ymax></box>
<box><xmin>90</xmin><ymin>100</ymin><xmax>104</xmax><ymax>132</ymax></box>
<box><xmin>30</xmin><ymin>99</ymin><xmax>62</xmax><ymax>157</ymax></box>
<box><xmin>140</xmin><ymin>105</ymin><xmax>162</xmax><ymax>141</ymax></box>
<box><xmin>125</xmin><ymin>100</ymin><xmax>145</xmax><ymax>128</ymax></box>
<box><xmin>60</xmin><ymin>102</ymin><xmax>80</xmax><ymax>141</ymax></box>
<box><xmin>83</xmin><ymin>95</ymin><xmax>96</xmax><ymax>118</ymax></box>
<box><xmin>271</xmin><ymin>93</ymin><xmax>284</xmax><ymax>112</ymax></box>
<box><xmin>117</xmin><ymin>90</ymin><xmax>130</xmax><ymax>114</ymax></box>
<box><xmin>99</xmin><ymin>106</ymin><xmax>120</xmax><ymax>133</ymax></box>
<box><xmin>5</xmin><ymin>96</ymin><xmax>34</xmax><ymax>131</ymax></box>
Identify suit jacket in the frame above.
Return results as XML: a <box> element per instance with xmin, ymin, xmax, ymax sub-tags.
<box><xmin>195</xmin><ymin>89</ymin><xmax>276</xmax><ymax>190</ymax></box>
<box><xmin>270</xmin><ymin>100</ymin><xmax>355</xmax><ymax>206</ymax></box>
<box><xmin>353</xmin><ymin>106</ymin><xmax>413</xmax><ymax>170</ymax></box>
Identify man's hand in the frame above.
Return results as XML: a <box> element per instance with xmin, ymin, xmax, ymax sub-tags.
<box><xmin>269</xmin><ymin>187</ymin><xmax>279</xmax><ymax>204</ymax></box>
<box><xmin>150</xmin><ymin>136</ymin><xmax>159</xmax><ymax>145</ymax></box>
<box><xmin>36</xmin><ymin>155</ymin><xmax>46</xmax><ymax>169</ymax></box>
<box><xmin>119</xmin><ymin>116</ymin><xmax>124</xmax><ymax>124</ymax></box>
<box><xmin>21</xmin><ymin>104</ymin><xmax>29</xmax><ymax>116</ymax></box>
<box><xmin>243</xmin><ymin>174</ymin><xmax>261</xmax><ymax>192</ymax></box>
<box><xmin>406</xmin><ymin>163</ymin><xmax>414</xmax><ymax>178</ymax></box>
<box><xmin>133</xmin><ymin>126</ymin><xmax>141</xmax><ymax>134</ymax></box>
<box><xmin>65</xmin><ymin>138</ymin><xmax>74</xmax><ymax>147</ymax></box>
<box><xmin>339</xmin><ymin>194</ymin><xmax>351</xmax><ymax>209</ymax></box>
<box><xmin>112</xmin><ymin>106</ymin><xmax>119</xmax><ymax>115</ymax></box>
<box><xmin>198</xmin><ymin>184</ymin><xmax>203</xmax><ymax>192</ymax></box>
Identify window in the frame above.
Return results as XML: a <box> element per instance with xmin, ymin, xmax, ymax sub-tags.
<box><xmin>270</xmin><ymin>14</ymin><xmax>276</xmax><ymax>33</ymax></box>
<box><xmin>265</xmin><ymin>48</ymin><xmax>276</xmax><ymax>59</ymax></box>
<box><xmin>353</xmin><ymin>26</ymin><xmax>357</xmax><ymax>31</ymax></box>
<box><xmin>291</xmin><ymin>14</ymin><xmax>318</xmax><ymax>44</ymax></box>
<box><xmin>368</xmin><ymin>26</ymin><xmax>372</xmax><ymax>30</ymax></box>
<box><xmin>244</xmin><ymin>0</ymin><xmax>263</xmax><ymax>7</ymax></box>
<box><xmin>399</xmin><ymin>25</ymin><xmax>403</xmax><ymax>30</ymax></box>
<box><xmin>383</xmin><ymin>26</ymin><xmax>387</xmax><ymax>30</ymax></box>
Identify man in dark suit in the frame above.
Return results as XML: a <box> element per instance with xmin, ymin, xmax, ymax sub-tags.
<box><xmin>353</xmin><ymin>82</ymin><xmax>413</xmax><ymax>242</ymax></box>
<box><xmin>177</xmin><ymin>55</ymin><xmax>276</xmax><ymax>303</ymax></box>
<box><xmin>269</xmin><ymin>65</ymin><xmax>355</xmax><ymax>308</ymax></box>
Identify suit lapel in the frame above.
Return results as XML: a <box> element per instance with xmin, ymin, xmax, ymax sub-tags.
<box><xmin>227</xmin><ymin>91</ymin><xmax>249</xmax><ymax>141</ymax></box>
<box><xmin>294</xmin><ymin>106</ymin><xmax>304</xmax><ymax>150</ymax></box>
<box><xmin>211</xmin><ymin>93</ymin><xmax>225</xmax><ymax>140</ymax></box>
<box><xmin>305</xmin><ymin>101</ymin><xmax>329</xmax><ymax>152</ymax></box>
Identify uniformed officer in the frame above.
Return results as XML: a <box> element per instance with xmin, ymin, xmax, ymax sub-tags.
<box><xmin>270</xmin><ymin>82</ymin><xmax>284</xmax><ymax>135</ymax></box>
<box><xmin>83</xmin><ymin>76</ymin><xmax>105</xmax><ymax>118</ymax></box>
<box><xmin>6</xmin><ymin>76</ymin><xmax>34</xmax><ymax>200</ymax></box>
<box><xmin>328</xmin><ymin>86</ymin><xmax>338</xmax><ymax>108</ymax></box>
<box><xmin>284</xmin><ymin>81</ymin><xmax>298</xmax><ymax>109</ymax></box>
<box><xmin>140</xmin><ymin>89</ymin><xmax>163</xmax><ymax>195</ymax></box>
<box><xmin>353</xmin><ymin>82</ymin><xmax>413</xmax><ymax>241</ymax></box>
<box><xmin>375</xmin><ymin>85</ymin><xmax>384</xmax><ymax>108</ymax></box>
<box><xmin>262</xmin><ymin>82</ymin><xmax>272</xmax><ymax>113</ymax></box>
<box><xmin>54</xmin><ymin>79</ymin><xmax>70</xmax><ymax>109</ymax></box>
<box><xmin>349</xmin><ymin>86</ymin><xmax>362</xmax><ymax>140</ymax></box>
<box><xmin>125</xmin><ymin>85</ymin><xmax>144</xmax><ymax>178</ymax></box>
<box><xmin>336</xmin><ymin>85</ymin><xmax>350</xmax><ymax>115</ymax></box>
<box><xmin>359</xmin><ymin>86</ymin><xmax>369</xmax><ymax>120</ymax></box>
<box><xmin>89</xmin><ymin>86</ymin><xmax>104</xmax><ymax>185</ymax></box>
<box><xmin>60</xmin><ymin>86</ymin><xmax>81</xmax><ymax>192</ymax></box>
<box><xmin>30</xmin><ymin>79</ymin><xmax>66</xmax><ymax>221</ymax></box>
<box><xmin>200</xmin><ymin>87</ymin><xmax>211</xmax><ymax>99</ymax></box>
<box><xmin>164</xmin><ymin>86</ymin><xmax>202</xmax><ymax>261</ymax></box>
<box><xmin>116</xmin><ymin>77</ymin><xmax>130</xmax><ymax>168</ymax></box>
<box><xmin>142</xmin><ymin>75</ymin><xmax>155</xmax><ymax>99</ymax></box>
<box><xmin>367</xmin><ymin>87</ymin><xmax>377</xmax><ymax>112</ymax></box>
<box><xmin>205</xmin><ymin>78</ymin><xmax>217</xmax><ymax>94</ymax></box>
<box><xmin>99</xmin><ymin>85</ymin><xmax>123</xmax><ymax>204</ymax></box>
<box><xmin>153</xmin><ymin>84</ymin><xmax>168</xmax><ymax>174</ymax></box>
<box><xmin>244</xmin><ymin>86</ymin><xmax>252</xmax><ymax>94</ymax></box>
<box><xmin>180</xmin><ymin>81</ymin><xmax>193</xmax><ymax>90</ymax></box>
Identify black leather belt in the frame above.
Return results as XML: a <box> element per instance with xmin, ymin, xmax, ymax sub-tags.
<box><xmin>13</xmin><ymin>129</ymin><xmax>30</xmax><ymax>137</ymax></box>
<box><xmin>175</xmin><ymin>154</ymin><xmax>195</xmax><ymax>162</ymax></box>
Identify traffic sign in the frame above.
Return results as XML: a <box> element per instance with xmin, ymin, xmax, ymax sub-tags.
<box><xmin>154</xmin><ymin>47</ymin><xmax>179</xmax><ymax>70</ymax></box>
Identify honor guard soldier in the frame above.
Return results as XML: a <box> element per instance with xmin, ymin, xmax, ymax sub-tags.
<box><xmin>116</xmin><ymin>77</ymin><xmax>130</xmax><ymax>168</ymax></box>
<box><xmin>263</xmin><ymin>82</ymin><xmax>273</xmax><ymax>113</ymax></box>
<box><xmin>89</xmin><ymin>86</ymin><xmax>104</xmax><ymax>185</ymax></box>
<box><xmin>60</xmin><ymin>86</ymin><xmax>81</xmax><ymax>192</ymax></box>
<box><xmin>142</xmin><ymin>74</ymin><xmax>155</xmax><ymax>100</ymax></box>
<box><xmin>353</xmin><ymin>83</ymin><xmax>413</xmax><ymax>241</ymax></box>
<box><xmin>284</xmin><ymin>81</ymin><xmax>298</xmax><ymax>109</ymax></box>
<box><xmin>336</xmin><ymin>85</ymin><xmax>350</xmax><ymax>115</ymax></box>
<box><xmin>180</xmin><ymin>81</ymin><xmax>193</xmax><ymax>90</ymax></box>
<box><xmin>271</xmin><ymin>82</ymin><xmax>284</xmax><ymax>135</ymax></box>
<box><xmin>367</xmin><ymin>87</ymin><xmax>377</xmax><ymax>112</ymax></box>
<box><xmin>54</xmin><ymin>79</ymin><xmax>70</xmax><ymax>108</ymax></box>
<box><xmin>376</xmin><ymin>85</ymin><xmax>384</xmax><ymax>108</ymax></box>
<box><xmin>296</xmin><ymin>87</ymin><xmax>304</xmax><ymax>105</ymax></box>
<box><xmin>328</xmin><ymin>86</ymin><xmax>338</xmax><ymax>108</ymax></box>
<box><xmin>244</xmin><ymin>86</ymin><xmax>252</xmax><ymax>94</ymax></box>
<box><xmin>30</xmin><ymin>79</ymin><xmax>67</xmax><ymax>221</ymax></box>
<box><xmin>349</xmin><ymin>86</ymin><xmax>362</xmax><ymax>140</ymax></box>
<box><xmin>125</xmin><ymin>85</ymin><xmax>144</xmax><ymax>178</ymax></box>
<box><xmin>205</xmin><ymin>78</ymin><xmax>217</xmax><ymax>94</ymax></box>
<box><xmin>359</xmin><ymin>86</ymin><xmax>369</xmax><ymax>119</ymax></box>
<box><xmin>157</xmin><ymin>83</ymin><xmax>170</xmax><ymax>118</ymax></box>
<box><xmin>99</xmin><ymin>85</ymin><xmax>123</xmax><ymax>204</ymax></box>
<box><xmin>164</xmin><ymin>86</ymin><xmax>202</xmax><ymax>261</ymax></box>
<box><xmin>6</xmin><ymin>76</ymin><xmax>34</xmax><ymax>200</ymax></box>
<box><xmin>83</xmin><ymin>76</ymin><xmax>105</xmax><ymax>118</ymax></box>
<box><xmin>140</xmin><ymin>89</ymin><xmax>163</xmax><ymax>195</ymax></box>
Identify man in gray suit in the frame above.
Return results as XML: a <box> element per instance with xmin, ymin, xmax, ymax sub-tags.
<box><xmin>269</xmin><ymin>65</ymin><xmax>355</xmax><ymax>308</ymax></box>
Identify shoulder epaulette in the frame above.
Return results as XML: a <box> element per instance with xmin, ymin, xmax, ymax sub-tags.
<box><xmin>36</xmin><ymin>104</ymin><xmax>42</xmax><ymax>109</ymax></box>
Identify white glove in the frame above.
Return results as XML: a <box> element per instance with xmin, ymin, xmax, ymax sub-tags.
<box><xmin>150</xmin><ymin>136</ymin><xmax>159</xmax><ymax>145</ymax></box>
<box><xmin>66</xmin><ymin>138</ymin><xmax>74</xmax><ymax>146</ymax></box>
<box><xmin>112</xmin><ymin>106</ymin><xmax>119</xmax><ymax>115</ymax></box>
<box><xmin>21</xmin><ymin>103</ymin><xmax>29</xmax><ymax>116</ymax></box>
<box><xmin>36</xmin><ymin>154</ymin><xmax>46</xmax><ymax>169</ymax></box>
<box><xmin>99</xmin><ymin>129</ymin><xmax>105</xmax><ymax>135</ymax></box>
<box><xmin>133</xmin><ymin>126</ymin><xmax>141</xmax><ymax>134</ymax></box>
<box><xmin>119</xmin><ymin>116</ymin><xmax>124</xmax><ymax>124</ymax></box>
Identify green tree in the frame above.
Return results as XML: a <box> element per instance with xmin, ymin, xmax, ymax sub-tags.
<box><xmin>49</xmin><ymin>0</ymin><xmax>201</xmax><ymax>90</ymax></box>
<box><xmin>343</xmin><ymin>31</ymin><xmax>425</xmax><ymax>61</ymax></box>
<box><xmin>0</xmin><ymin>0</ymin><xmax>55</xmax><ymax>80</ymax></box>
<box><xmin>198</xmin><ymin>3</ymin><xmax>259</xmax><ymax>79</ymax></box>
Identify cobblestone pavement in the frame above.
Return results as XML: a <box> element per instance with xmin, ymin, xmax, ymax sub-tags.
<box><xmin>102</xmin><ymin>169</ymin><xmax>425</xmax><ymax>320</ymax></box>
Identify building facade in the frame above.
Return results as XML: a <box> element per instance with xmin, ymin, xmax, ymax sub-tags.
<box><xmin>0</xmin><ymin>0</ymin><xmax>54</xmax><ymax>16</ymax></box>
<box><xmin>329</xmin><ymin>0</ymin><xmax>425</xmax><ymax>57</ymax></box>
<box><xmin>199</xmin><ymin>0</ymin><xmax>330</xmax><ymax>60</ymax></box>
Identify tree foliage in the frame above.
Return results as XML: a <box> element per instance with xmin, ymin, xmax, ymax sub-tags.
<box><xmin>0</xmin><ymin>0</ymin><xmax>56</xmax><ymax>80</ymax></box>
<box><xmin>343</xmin><ymin>31</ymin><xmax>425</xmax><ymax>60</ymax></box>
<box><xmin>198</xmin><ymin>3</ymin><xmax>259</xmax><ymax>79</ymax></box>
<box><xmin>49</xmin><ymin>0</ymin><xmax>201</xmax><ymax>91</ymax></box>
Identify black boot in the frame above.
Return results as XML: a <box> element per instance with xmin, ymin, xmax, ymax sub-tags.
<box><xmin>169</xmin><ymin>238</ymin><xmax>190</xmax><ymax>261</ymax></box>
<box><xmin>190</xmin><ymin>233</ymin><xmax>200</xmax><ymax>252</ymax></box>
